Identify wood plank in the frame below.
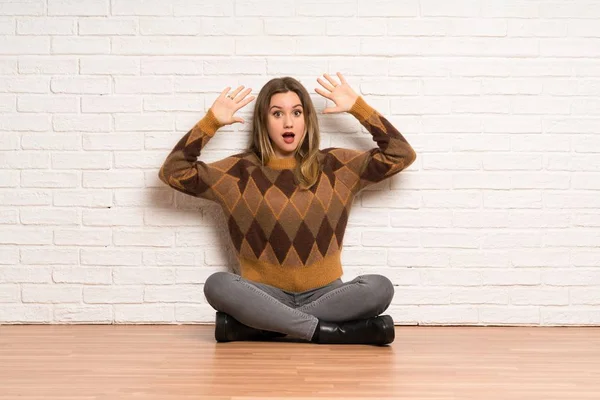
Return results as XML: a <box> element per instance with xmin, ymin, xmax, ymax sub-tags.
<box><xmin>0</xmin><ymin>325</ymin><xmax>599</xmax><ymax>399</ymax></box>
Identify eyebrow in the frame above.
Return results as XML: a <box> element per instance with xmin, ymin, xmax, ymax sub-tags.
<box><xmin>269</xmin><ymin>104</ymin><xmax>303</xmax><ymax>110</ymax></box>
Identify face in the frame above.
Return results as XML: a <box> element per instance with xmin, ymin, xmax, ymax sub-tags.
<box><xmin>266</xmin><ymin>91</ymin><xmax>306</xmax><ymax>158</ymax></box>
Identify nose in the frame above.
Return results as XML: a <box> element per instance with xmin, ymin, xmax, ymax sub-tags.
<box><xmin>284</xmin><ymin>114</ymin><xmax>293</xmax><ymax>128</ymax></box>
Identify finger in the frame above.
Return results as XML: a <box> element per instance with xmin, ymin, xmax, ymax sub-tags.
<box><xmin>236</xmin><ymin>95</ymin><xmax>255</xmax><ymax>110</ymax></box>
<box><xmin>233</xmin><ymin>116</ymin><xmax>245</xmax><ymax>124</ymax></box>
<box><xmin>232</xmin><ymin>87</ymin><xmax>251</xmax><ymax>104</ymax></box>
<box><xmin>220</xmin><ymin>86</ymin><xmax>232</xmax><ymax>99</ymax></box>
<box><xmin>316</xmin><ymin>77</ymin><xmax>334</xmax><ymax>92</ymax></box>
<box><xmin>239</xmin><ymin>87</ymin><xmax>252</xmax><ymax>99</ymax></box>
<box><xmin>323</xmin><ymin>73</ymin><xmax>339</xmax><ymax>88</ymax></box>
<box><xmin>315</xmin><ymin>87</ymin><xmax>332</xmax><ymax>99</ymax></box>
<box><xmin>336</xmin><ymin>72</ymin><xmax>347</xmax><ymax>85</ymax></box>
<box><xmin>230</xmin><ymin>85</ymin><xmax>245</xmax><ymax>100</ymax></box>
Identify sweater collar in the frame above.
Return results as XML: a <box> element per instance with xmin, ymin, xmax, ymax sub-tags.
<box><xmin>266</xmin><ymin>156</ymin><xmax>297</xmax><ymax>170</ymax></box>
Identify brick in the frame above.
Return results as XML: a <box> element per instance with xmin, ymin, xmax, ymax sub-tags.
<box><xmin>81</xmin><ymin>249</ymin><xmax>142</xmax><ymax>266</ymax></box>
<box><xmin>48</xmin><ymin>0</ymin><xmax>108</xmax><ymax>16</ymax></box>
<box><xmin>114</xmin><ymin>304</ymin><xmax>174</xmax><ymax>322</ymax></box>
<box><xmin>53</xmin><ymin>114</ymin><xmax>111</xmax><ymax>132</ymax></box>
<box><xmin>111</xmin><ymin>0</ymin><xmax>171</xmax><ymax>16</ymax></box>
<box><xmin>0</xmin><ymin>305</ymin><xmax>50</xmax><ymax>322</ymax></box>
<box><xmin>112</xmin><ymin>37</ymin><xmax>234</xmax><ymax>55</ymax></box>
<box><xmin>54</xmin><ymin>229</ymin><xmax>111</xmax><ymax>246</ymax></box>
<box><xmin>22</xmin><ymin>284</ymin><xmax>81</xmax><ymax>303</ymax></box>
<box><xmin>21</xmin><ymin>208</ymin><xmax>78</xmax><ymax>225</ymax></box>
<box><xmin>17</xmin><ymin>17</ymin><xmax>75</xmax><ymax>34</ymax></box>
<box><xmin>53</xmin><ymin>267</ymin><xmax>111</xmax><ymax>284</ymax></box>
<box><xmin>54</xmin><ymin>305</ymin><xmax>112</xmax><ymax>322</ymax></box>
<box><xmin>78</xmin><ymin>18</ymin><xmax>136</xmax><ymax>35</ymax></box>
<box><xmin>113</xmin><ymin>267</ymin><xmax>176</xmax><ymax>284</ymax></box>
<box><xmin>83</xmin><ymin>208</ymin><xmax>144</xmax><ymax>226</ymax></box>
<box><xmin>0</xmin><ymin>37</ymin><xmax>49</xmax><ymax>54</ymax></box>
<box><xmin>141</xmin><ymin>58</ymin><xmax>204</xmax><ymax>75</ymax></box>
<box><xmin>144</xmin><ymin>285</ymin><xmax>205</xmax><ymax>303</ymax></box>
<box><xmin>52</xmin><ymin>37</ymin><xmax>110</xmax><ymax>54</ymax></box>
<box><xmin>18</xmin><ymin>95</ymin><xmax>78</xmax><ymax>112</ymax></box>
<box><xmin>139</xmin><ymin>18</ymin><xmax>200</xmax><ymax>35</ymax></box>
<box><xmin>18</xmin><ymin>57</ymin><xmax>77</xmax><ymax>74</ymax></box>
<box><xmin>51</xmin><ymin>76</ymin><xmax>110</xmax><ymax>94</ymax></box>
<box><xmin>52</xmin><ymin>152</ymin><xmax>111</xmax><ymax>170</ymax></box>
<box><xmin>21</xmin><ymin>171</ymin><xmax>78</xmax><ymax>188</ymax></box>
<box><xmin>21</xmin><ymin>248</ymin><xmax>79</xmax><ymax>265</ymax></box>
<box><xmin>80</xmin><ymin>56</ymin><xmax>139</xmax><ymax>75</ymax></box>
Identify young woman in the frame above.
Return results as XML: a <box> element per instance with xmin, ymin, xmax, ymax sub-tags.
<box><xmin>159</xmin><ymin>73</ymin><xmax>417</xmax><ymax>345</ymax></box>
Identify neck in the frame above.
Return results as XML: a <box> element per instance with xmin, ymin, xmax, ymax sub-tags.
<box><xmin>266</xmin><ymin>155</ymin><xmax>297</xmax><ymax>170</ymax></box>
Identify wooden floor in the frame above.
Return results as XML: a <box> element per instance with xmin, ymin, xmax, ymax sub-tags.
<box><xmin>0</xmin><ymin>325</ymin><xmax>599</xmax><ymax>400</ymax></box>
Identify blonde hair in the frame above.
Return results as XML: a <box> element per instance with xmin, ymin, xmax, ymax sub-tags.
<box><xmin>248</xmin><ymin>77</ymin><xmax>321</xmax><ymax>190</ymax></box>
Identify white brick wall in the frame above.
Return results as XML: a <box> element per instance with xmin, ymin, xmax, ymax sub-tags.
<box><xmin>1</xmin><ymin>0</ymin><xmax>599</xmax><ymax>326</ymax></box>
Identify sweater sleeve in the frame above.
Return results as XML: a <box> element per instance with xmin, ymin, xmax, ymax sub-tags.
<box><xmin>158</xmin><ymin>108</ymin><xmax>230</xmax><ymax>203</ymax></box>
<box><xmin>341</xmin><ymin>96</ymin><xmax>417</xmax><ymax>194</ymax></box>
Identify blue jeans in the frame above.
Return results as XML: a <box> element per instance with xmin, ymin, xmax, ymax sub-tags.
<box><xmin>203</xmin><ymin>272</ymin><xmax>394</xmax><ymax>341</ymax></box>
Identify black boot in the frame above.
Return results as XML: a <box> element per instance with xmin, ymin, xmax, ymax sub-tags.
<box><xmin>316</xmin><ymin>315</ymin><xmax>395</xmax><ymax>345</ymax></box>
<box><xmin>214</xmin><ymin>312</ymin><xmax>287</xmax><ymax>342</ymax></box>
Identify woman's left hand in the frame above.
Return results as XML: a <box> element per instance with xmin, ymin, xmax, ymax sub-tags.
<box><xmin>315</xmin><ymin>72</ymin><xmax>359</xmax><ymax>114</ymax></box>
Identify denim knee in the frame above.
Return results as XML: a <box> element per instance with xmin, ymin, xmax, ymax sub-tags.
<box><xmin>362</xmin><ymin>274</ymin><xmax>394</xmax><ymax>313</ymax></box>
<box><xmin>203</xmin><ymin>271</ymin><xmax>235</xmax><ymax>308</ymax></box>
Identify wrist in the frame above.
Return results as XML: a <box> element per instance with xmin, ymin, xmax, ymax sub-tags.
<box><xmin>348</xmin><ymin>96</ymin><xmax>375</xmax><ymax>121</ymax></box>
<box><xmin>196</xmin><ymin>108</ymin><xmax>225</xmax><ymax>136</ymax></box>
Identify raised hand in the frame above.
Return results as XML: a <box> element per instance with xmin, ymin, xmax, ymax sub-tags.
<box><xmin>210</xmin><ymin>85</ymin><xmax>255</xmax><ymax>125</ymax></box>
<box><xmin>315</xmin><ymin>72</ymin><xmax>359</xmax><ymax>114</ymax></box>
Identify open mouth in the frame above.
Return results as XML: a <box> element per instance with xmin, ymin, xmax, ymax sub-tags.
<box><xmin>282</xmin><ymin>132</ymin><xmax>295</xmax><ymax>143</ymax></box>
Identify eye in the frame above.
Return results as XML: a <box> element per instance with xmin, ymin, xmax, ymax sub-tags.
<box><xmin>272</xmin><ymin>110</ymin><xmax>302</xmax><ymax>117</ymax></box>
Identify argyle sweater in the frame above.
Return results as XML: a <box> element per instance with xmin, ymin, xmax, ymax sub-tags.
<box><xmin>158</xmin><ymin>96</ymin><xmax>416</xmax><ymax>292</ymax></box>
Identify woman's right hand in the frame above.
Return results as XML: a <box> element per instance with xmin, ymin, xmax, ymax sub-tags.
<box><xmin>210</xmin><ymin>85</ymin><xmax>255</xmax><ymax>126</ymax></box>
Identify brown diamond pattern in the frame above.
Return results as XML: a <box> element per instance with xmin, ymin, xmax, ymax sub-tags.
<box><xmin>227</xmin><ymin>215</ymin><xmax>244</xmax><ymax>252</ymax></box>
<box><xmin>242</xmin><ymin>177</ymin><xmax>262</xmax><ymax>215</ymax></box>
<box><xmin>214</xmin><ymin>153</ymin><xmax>367</xmax><ymax>269</ymax></box>
<box><xmin>334</xmin><ymin>180</ymin><xmax>351</xmax><ymax>206</ymax></box>
<box><xmin>269</xmin><ymin>221</ymin><xmax>292</xmax><ymax>264</ymax></box>
<box><xmin>290</xmin><ymin>189</ymin><xmax>314</xmax><ymax>218</ymax></box>
<box><xmin>214</xmin><ymin>175</ymin><xmax>240</xmax><ymax>212</ymax></box>
<box><xmin>260</xmin><ymin>243</ymin><xmax>279</xmax><ymax>265</ymax></box>
<box><xmin>274</xmin><ymin>170</ymin><xmax>297</xmax><ymax>197</ymax></box>
<box><xmin>239</xmin><ymin>239</ymin><xmax>257</xmax><ymax>261</ymax></box>
<box><xmin>325</xmin><ymin>234</ymin><xmax>339</xmax><ymax>257</ymax></box>
<box><xmin>334</xmin><ymin>166</ymin><xmax>357</xmax><ymax>192</ymax></box>
<box><xmin>251</xmin><ymin>168</ymin><xmax>272</xmax><ymax>195</ymax></box>
<box><xmin>314</xmin><ymin>174</ymin><xmax>333</xmax><ymax>210</ymax></box>
<box><xmin>246</xmin><ymin>219</ymin><xmax>268</xmax><ymax>259</ymax></box>
<box><xmin>303</xmin><ymin>199</ymin><xmax>326</xmax><ymax>237</ymax></box>
<box><xmin>334</xmin><ymin>207</ymin><xmax>348</xmax><ymax>246</ymax></box>
<box><xmin>264</xmin><ymin>186</ymin><xmax>288</xmax><ymax>218</ymax></box>
<box><xmin>278</xmin><ymin>202</ymin><xmax>303</xmax><ymax>240</ymax></box>
<box><xmin>161</xmin><ymin>97</ymin><xmax>416</xmax><ymax>282</ymax></box>
<box><xmin>255</xmin><ymin>200</ymin><xmax>278</xmax><ymax>237</ymax></box>
<box><xmin>293</xmin><ymin>221</ymin><xmax>315</xmax><ymax>264</ymax></box>
<box><xmin>305</xmin><ymin>242</ymin><xmax>324</xmax><ymax>265</ymax></box>
<box><xmin>218</xmin><ymin>152</ymin><xmax>381</xmax><ymax>269</ymax></box>
<box><xmin>326</xmin><ymin>195</ymin><xmax>345</xmax><ymax>226</ymax></box>
<box><xmin>316</xmin><ymin>217</ymin><xmax>334</xmax><ymax>256</ymax></box>
<box><xmin>231</xmin><ymin>198</ymin><xmax>253</xmax><ymax>235</ymax></box>
<box><xmin>282</xmin><ymin>246</ymin><xmax>302</xmax><ymax>267</ymax></box>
